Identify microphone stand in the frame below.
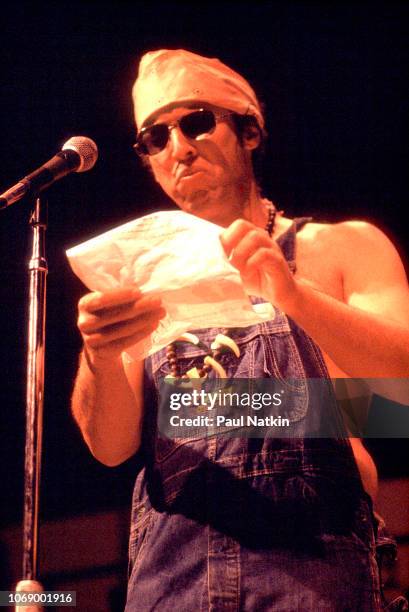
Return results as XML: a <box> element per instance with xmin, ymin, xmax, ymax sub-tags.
<box><xmin>0</xmin><ymin>137</ymin><xmax>97</xmax><ymax>610</ymax></box>
<box><xmin>15</xmin><ymin>196</ymin><xmax>48</xmax><ymax>610</ymax></box>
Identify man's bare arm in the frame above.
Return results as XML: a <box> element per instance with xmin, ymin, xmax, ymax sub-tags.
<box><xmin>71</xmin><ymin>287</ymin><xmax>165</xmax><ymax>466</ymax></box>
<box><xmin>288</xmin><ymin>222</ymin><xmax>409</xmax><ymax>378</ymax></box>
<box><xmin>222</xmin><ymin>220</ymin><xmax>409</xmax><ymax>381</ymax></box>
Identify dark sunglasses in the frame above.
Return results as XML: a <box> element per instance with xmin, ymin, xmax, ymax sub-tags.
<box><xmin>133</xmin><ymin>108</ymin><xmax>233</xmax><ymax>156</ymax></box>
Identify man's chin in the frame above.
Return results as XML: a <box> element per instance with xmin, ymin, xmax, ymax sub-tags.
<box><xmin>175</xmin><ymin>189</ymin><xmax>230</xmax><ymax>225</ymax></box>
<box><xmin>177</xmin><ymin>190</ymin><xmax>211</xmax><ymax>215</ymax></box>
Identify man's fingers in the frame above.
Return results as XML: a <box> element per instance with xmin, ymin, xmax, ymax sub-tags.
<box><xmin>78</xmin><ymin>294</ymin><xmax>163</xmax><ymax>334</ymax></box>
<box><xmin>83</xmin><ymin>306</ymin><xmax>165</xmax><ymax>348</ymax></box>
<box><xmin>78</xmin><ymin>286</ymin><xmax>141</xmax><ymax>314</ymax></box>
<box><xmin>85</xmin><ymin>319</ymin><xmax>162</xmax><ymax>364</ymax></box>
<box><xmin>220</xmin><ymin>219</ymin><xmax>254</xmax><ymax>256</ymax></box>
<box><xmin>100</xmin><ymin>320</ymin><xmax>162</xmax><ymax>353</ymax></box>
<box><xmin>242</xmin><ymin>248</ymin><xmax>295</xmax><ymax>305</ymax></box>
<box><xmin>77</xmin><ymin>287</ymin><xmax>167</xmax><ymax>362</ymax></box>
<box><xmin>227</xmin><ymin>231</ymin><xmax>270</xmax><ymax>270</ymax></box>
<box><xmin>242</xmin><ymin>248</ymin><xmax>276</xmax><ymax>273</ymax></box>
<box><xmin>220</xmin><ymin>220</ymin><xmax>274</xmax><ymax>266</ymax></box>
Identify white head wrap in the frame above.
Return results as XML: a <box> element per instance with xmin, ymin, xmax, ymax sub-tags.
<box><xmin>132</xmin><ymin>49</ymin><xmax>264</xmax><ymax>130</ymax></box>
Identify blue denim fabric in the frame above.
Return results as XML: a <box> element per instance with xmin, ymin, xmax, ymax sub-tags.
<box><xmin>125</xmin><ymin>219</ymin><xmax>382</xmax><ymax>611</ymax></box>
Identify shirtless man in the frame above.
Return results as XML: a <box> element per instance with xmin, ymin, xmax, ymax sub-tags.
<box><xmin>72</xmin><ymin>50</ymin><xmax>409</xmax><ymax>610</ymax></box>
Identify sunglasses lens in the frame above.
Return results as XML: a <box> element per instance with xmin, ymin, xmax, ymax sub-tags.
<box><xmin>180</xmin><ymin>110</ymin><xmax>216</xmax><ymax>139</ymax></box>
<box><xmin>136</xmin><ymin>110</ymin><xmax>218</xmax><ymax>156</ymax></box>
<box><xmin>140</xmin><ymin>124</ymin><xmax>169</xmax><ymax>155</ymax></box>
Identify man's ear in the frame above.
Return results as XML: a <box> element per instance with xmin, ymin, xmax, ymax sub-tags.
<box><xmin>242</xmin><ymin>124</ymin><xmax>261</xmax><ymax>151</ymax></box>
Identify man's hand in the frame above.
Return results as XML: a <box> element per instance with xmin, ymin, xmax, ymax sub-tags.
<box><xmin>77</xmin><ymin>287</ymin><xmax>166</xmax><ymax>369</ymax></box>
<box><xmin>220</xmin><ymin>219</ymin><xmax>298</xmax><ymax>309</ymax></box>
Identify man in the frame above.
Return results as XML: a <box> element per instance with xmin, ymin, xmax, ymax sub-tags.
<box><xmin>72</xmin><ymin>50</ymin><xmax>409</xmax><ymax>610</ymax></box>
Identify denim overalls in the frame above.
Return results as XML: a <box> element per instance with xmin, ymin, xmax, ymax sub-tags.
<box><xmin>125</xmin><ymin>219</ymin><xmax>382</xmax><ymax>611</ymax></box>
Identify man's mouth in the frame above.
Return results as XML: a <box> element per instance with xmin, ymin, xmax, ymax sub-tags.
<box><xmin>176</xmin><ymin>168</ymin><xmax>203</xmax><ymax>183</ymax></box>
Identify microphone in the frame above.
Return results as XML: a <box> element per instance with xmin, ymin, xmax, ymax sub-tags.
<box><xmin>0</xmin><ymin>136</ymin><xmax>98</xmax><ymax>209</ymax></box>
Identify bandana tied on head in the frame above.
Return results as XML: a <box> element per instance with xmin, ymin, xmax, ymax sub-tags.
<box><xmin>133</xmin><ymin>49</ymin><xmax>264</xmax><ymax>130</ymax></box>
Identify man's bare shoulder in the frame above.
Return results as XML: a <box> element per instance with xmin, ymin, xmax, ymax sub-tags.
<box><xmin>277</xmin><ymin>215</ymin><xmax>386</xmax><ymax>242</ymax></box>
<box><xmin>296</xmin><ymin>218</ymin><xmax>402</xmax><ymax>268</ymax></box>
<box><xmin>297</xmin><ymin>218</ymin><xmax>389</xmax><ymax>247</ymax></box>
<box><xmin>281</xmin><ymin>216</ymin><xmax>407</xmax><ymax>299</ymax></box>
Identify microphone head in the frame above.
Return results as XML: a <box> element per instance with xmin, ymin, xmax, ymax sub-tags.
<box><xmin>62</xmin><ymin>136</ymin><xmax>98</xmax><ymax>173</ymax></box>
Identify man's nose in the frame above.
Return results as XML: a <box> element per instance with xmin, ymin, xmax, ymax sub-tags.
<box><xmin>168</xmin><ymin>125</ymin><xmax>196</xmax><ymax>161</ymax></box>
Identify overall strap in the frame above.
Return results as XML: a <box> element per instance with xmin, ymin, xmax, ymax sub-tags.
<box><xmin>276</xmin><ymin>217</ymin><xmax>313</xmax><ymax>273</ymax></box>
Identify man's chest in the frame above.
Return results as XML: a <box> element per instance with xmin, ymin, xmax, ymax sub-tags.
<box><xmin>292</xmin><ymin>223</ymin><xmax>345</xmax><ymax>302</ymax></box>
<box><xmin>290</xmin><ymin>223</ymin><xmax>349</xmax><ymax>377</ymax></box>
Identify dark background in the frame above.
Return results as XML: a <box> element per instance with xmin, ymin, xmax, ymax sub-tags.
<box><xmin>0</xmin><ymin>0</ymin><xmax>408</xmax><ymax>537</ymax></box>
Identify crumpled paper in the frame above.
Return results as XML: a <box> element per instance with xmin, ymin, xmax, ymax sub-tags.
<box><xmin>66</xmin><ymin>210</ymin><xmax>275</xmax><ymax>359</ymax></box>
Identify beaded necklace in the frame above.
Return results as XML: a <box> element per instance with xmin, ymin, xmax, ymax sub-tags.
<box><xmin>166</xmin><ymin>200</ymin><xmax>278</xmax><ymax>381</ymax></box>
